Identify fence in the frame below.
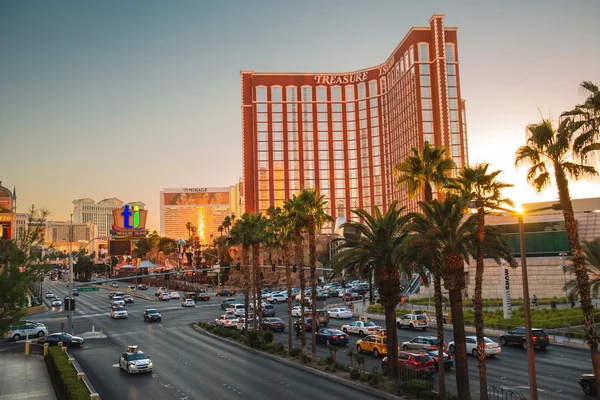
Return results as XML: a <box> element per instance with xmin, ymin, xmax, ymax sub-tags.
<box><xmin>487</xmin><ymin>385</ymin><xmax>526</xmax><ymax>399</ymax></box>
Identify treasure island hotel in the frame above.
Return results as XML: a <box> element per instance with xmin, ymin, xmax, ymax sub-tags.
<box><xmin>241</xmin><ymin>15</ymin><xmax>468</xmax><ymax>221</ymax></box>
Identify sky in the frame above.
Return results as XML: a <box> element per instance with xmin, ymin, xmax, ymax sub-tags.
<box><xmin>1</xmin><ymin>0</ymin><xmax>599</xmax><ymax>232</ymax></box>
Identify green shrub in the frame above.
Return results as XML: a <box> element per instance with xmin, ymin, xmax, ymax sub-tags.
<box><xmin>247</xmin><ymin>330</ymin><xmax>259</xmax><ymax>346</ymax></box>
<box><xmin>263</xmin><ymin>330</ymin><xmax>274</xmax><ymax>343</ymax></box>
<box><xmin>289</xmin><ymin>348</ymin><xmax>301</xmax><ymax>358</ymax></box>
<box><xmin>299</xmin><ymin>353</ymin><xmax>309</xmax><ymax>364</ymax></box>
<box><xmin>45</xmin><ymin>346</ymin><xmax>90</xmax><ymax>400</ymax></box>
<box><xmin>418</xmin><ymin>390</ymin><xmax>439</xmax><ymax>399</ymax></box>
<box><xmin>401</xmin><ymin>380</ymin><xmax>432</xmax><ymax>395</ymax></box>
<box><xmin>335</xmin><ymin>362</ymin><xmax>349</xmax><ymax>371</ymax></box>
<box><xmin>349</xmin><ymin>369</ymin><xmax>361</xmax><ymax>380</ymax></box>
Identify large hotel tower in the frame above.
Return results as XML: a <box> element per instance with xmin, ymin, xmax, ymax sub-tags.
<box><xmin>241</xmin><ymin>15</ymin><xmax>468</xmax><ymax>220</ymax></box>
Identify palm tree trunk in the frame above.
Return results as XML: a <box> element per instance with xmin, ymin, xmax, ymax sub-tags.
<box><xmin>242</xmin><ymin>247</ymin><xmax>250</xmax><ymax>338</ymax></box>
<box><xmin>434</xmin><ymin>273</ymin><xmax>446</xmax><ymax>399</ymax></box>
<box><xmin>296</xmin><ymin>230</ymin><xmax>307</xmax><ymax>354</ymax></box>
<box><xmin>474</xmin><ymin>208</ymin><xmax>488</xmax><ymax>400</ymax></box>
<box><xmin>285</xmin><ymin>250</ymin><xmax>293</xmax><ymax>354</ymax></box>
<box><xmin>379</xmin><ymin>264</ymin><xmax>400</xmax><ymax>380</ymax></box>
<box><xmin>309</xmin><ymin>218</ymin><xmax>318</xmax><ymax>364</ymax></box>
<box><xmin>554</xmin><ymin>166</ymin><xmax>600</xmax><ymax>381</ymax></box>
<box><xmin>254</xmin><ymin>243</ymin><xmax>263</xmax><ymax>336</ymax></box>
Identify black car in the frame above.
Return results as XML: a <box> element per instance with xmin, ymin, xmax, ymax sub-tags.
<box><xmin>293</xmin><ymin>318</ymin><xmax>314</xmax><ymax>333</ymax></box>
<box><xmin>421</xmin><ymin>349</ymin><xmax>453</xmax><ymax>371</ymax></box>
<box><xmin>137</xmin><ymin>284</ymin><xmax>148</xmax><ymax>290</ymax></box>
<box><xmin>220</xmin><ymin>298</ymin><xmax>238</xmax><ymax>310</ymax></box>
<box><xmin>108</xmin><ymin>291</ymin><xmax>117</xmax><ymax>299</ymax></box>
<box><xmin>499</xmin><ymin>327</ymin><xmax>549</xmax><ymax>350</ymax></box>
<box><xmin>262</xmin><ymin>317</ymin><xmax>285</xmax><ymax>332</ymax></box>
<box><xmin>38</xmin><ymin>333</ymin><xmax>84</xmax><ymax>348</ymax></box>
<box><xmin>217</xmin><ymin>289</ymin><xmax>234</xmax><ymax>297</ymax></box>
<box><xmin>143</xmin><ymin>309</ymin><xmax>162</xmax><ymax>322</ymax></box>
<box><xmin>315</xmin><ymin>328</ymin><xmax>348</xmax><ymax>346</ymax></box>
<box><xmin>72</xmin><ymin>289</ymin><xmax>79</xmax><ymax>297</ymax></box>
<box><xmin>579</xmin><ymin>374</ymin><xmax>596</xmax><ymax>396</ymax></box>
<box><xmin>262</xmin><ymin>305</ymin><xmax>276</xmax><ymax>317</ymax></box>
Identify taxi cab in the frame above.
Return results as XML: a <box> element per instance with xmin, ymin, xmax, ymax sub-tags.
<box><xmin>119</xmin><ymin>345</ymin><xmax>153</xmax><ymax>374</ymax></box>
<box><xmin>356</xmin><ymin>329</ymin><xmax>388</xmax><ymax>357</ymax></box>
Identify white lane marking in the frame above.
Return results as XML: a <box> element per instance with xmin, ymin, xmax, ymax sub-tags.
<box><xmin>112</xmin><ymin>364</ymin><xmax>119</xmax><ymax>368</ymax></box>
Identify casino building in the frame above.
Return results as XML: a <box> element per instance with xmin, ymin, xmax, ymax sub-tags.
<box><xmin>0</xmin><ymin>181</ymin><xmax>17</xmax><ymax>240</ymax></box>
<box><xmin>241</xmin><ymin>14</ymin><xmax>468</xmax><ymax>220</ymax></box>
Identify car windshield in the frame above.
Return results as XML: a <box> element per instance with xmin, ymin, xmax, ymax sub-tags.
<box><xmin>365</xmin><ymin>322</ymin><xmax>377</xmax><ymax>327</ymax></box>
<box><xmin>415</xmin><ymin>355</ymin><xmax>433</xmax><ymax>362</ymax></box>
<box><xmin>484</xmin><ymin>337</ymin><xmax>494</xmax><ymax>344</ymax></box>
<box><xmin>128</xmin><ymin>353</ymin><xmax>148</xmax><ymax>361</ymax></box>
<box><xmin>416</xmin><ymin>315</ymin><xmax>427</xmax><ymax>320</ymax></box>
<box><xmin>329</xmin><ymin>330</ymin><xmax>344</xmax><ymax>335</ymax></box>
<box><xmin>226</xmin><ymin>316</ymin><xmax>238</xmax><ymax>320</ymax></box>
<box><xmin>271</xmin><ymin>318</ymin><xmax>283</xmax><ymax>323</ymax></box>
<box><xmin>147</xmin><ymin>310</ymin><xmax>159</xmax><ymax>315</ymax></box>
<box><xmin>114</xmin><ymin>307</ymin><xmax>126</xmax><ymax>312</ymax></box>
<box><xmin>59</xmin><ymin>334</ymin><xmax>72</xmax><ymax>340</ymax></box>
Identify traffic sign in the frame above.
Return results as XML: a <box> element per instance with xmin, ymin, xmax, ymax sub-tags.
<box><xmin>77</xmin><ymin>287</ymin><xmax>99</xmax><ymax>292</ymax></box>
<box><xmin>207</xmin><ymin>272</ymin><xmax>217</xmax><ymax>277</ymax></box>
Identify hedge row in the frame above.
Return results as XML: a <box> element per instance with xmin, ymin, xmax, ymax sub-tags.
<box><xmin>44</xmin><ymin>346</ymin><xmax>90</xmax><ymax>400</ymax></box>
<box><xmin>409</xmin><ymin>296</ymin><xmax>570</xmax><ymax>307</ymax></box>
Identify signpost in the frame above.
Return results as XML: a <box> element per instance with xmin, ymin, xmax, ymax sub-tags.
<box><xmin>77</xmin><ymin>287</ymin><xmax>99</xmax><ymax>292</ymax></box>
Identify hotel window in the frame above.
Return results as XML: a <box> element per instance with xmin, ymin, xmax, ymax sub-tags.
<box><xmin>420</xmin><ymin>76</ymin><xmax>430</xmax><ymax>86</ymax></box>
<box><xmin>420</xmin><ymin>64</ymin><xmax>430</xmax><ymax>75</ymax></box>
<box><xmin>258</xmin><ymin>142</ymin><xmax>268</xmax><ymax>151</ymax></box>
<box><xmin>256</xmin><ymin>86</ymin><xmax>267</xmax><ymax>102</ymax></box>
<box><xmin>451</xmin><ymin>134</ymin><xmax>461</xmax><ymax>145</ymax></box>
<box><xmin>451</xmin><ymin>122</ymin><xmax>460</xmax><ymax>133</ymax></box>
<box><xmin>345</xmin><ymin>85</ymin><xmax>354</xmax><ymax>100</ymax></box>
<box><xmin>304</xmin><ymin>141</ymin><xmax>313</xmax><ymax>151</ymax></box>
<box><xmin>257</xmin><ymin>113</ymin><xmax>267</xmax><ymax>122</ymax></box>
<box><xmin>424</xmin><ymin>122</ymin><xmax>433</xmax><ymax>133</ymax></box>
<box><xmin>289</xmin><ymin>181</ymin><xmax>300</xmax><ymax>190</ymax></box>
<box><xmin>302</xmin><ymin>86</ymin><xmax>312</xmax><ymax>101</ymax></box>
<box><xmin>304</xmin><ymin>151</ymin><xmax>314</xmax><ymax>160</ymax></box>
<box><xmin>305</xmin><ymin>179</ymin><xmax>315</xmax><ymax>188</ymax></box>
<box><xmin>271</xmin><ymin>86</ymin><xmax>282</xmax><ymax>102</ymax></box>
<box><xmin>306</xmin><ymin>170</ymin><xmax>315</xmax><ymax>180</ymax></box>
<box><xmin>452</xmin><ymin>146</ymin><xmax>461</xmax><ymax>157</ymax></box>
<box><xmin>320</xmin><ymin>180</ymin><xmax>330</xmax><ymax>189</ymax></box>
<box><xmin>447</xmin><ymin>76</ymin><xmax>456</xmax><ymax>86</ymax></box>
<box><xmin>318</xmin><ymin>141</ymin><xmax>328</xmax><ymax>150</ymax></box>
<box><xmin>450</xmin><ymin>111</ymin><xmax>459</xmax><ymax>121</ymax></box>
<box><xmin>449</xmin><ymin>99</ymin><xmax>458</xmax><ymax>109</ymax></box>
<box><xmin>423</xmin><ymin>111</ymin><xmax>433</xmax><ymax>121</ymax></box>
<box><xmin>358</xmin><ymin>83</ymin><xmax>366</xmax><ymax>99</ymax></box>
<box><xmin>273</xmin><ymin>132</ymin><xmax>282</xmax><ymax>141</ymax></box>
<box><xmin>274</xmin><ymin>152</ymin><xmax>283</xmax><ymax>161</ymax></box>
<box><xmin>317</xmin><ymin>103</ymin><xmax>327</xmax><ymax>113</ymax></box>
<box><xmin>447</xmin><ymin>65</ymin><xmax>455</xmax><ymax>75</ymax></box>
<box><xmin>258</xmin><ymin>132</ymin><xmax>267</xmax><ymax>141</ymax></box>
<box><xmin>334</xmin><ymin>141</ymin><xmax>343</xmax><ymax>151</ymax></box>
<box><xmin>334</xmin><ymin>170</ymin><xmax>345</xmax><ymax>180</ymax></box>
<box><xmin>448</xmin><ymin>88</ymin><xmax>457</xmax><ymax>98</ymax></box>
<box><xmin>319</xmin><ymin>131</ymin><xmax>328</xmax><ymax>141</ymax></box>
<box><xmin>337</xmin><ymin>200</ymin><xmax>345</xmax><ymax>219</ymax></box>
<box><xmin>319</xmin><ymin>150</ymin><xmax>328</xmax><ymax>160</ymax></box>
<box><xmin>289</xmin><ymin>161</ymin><xmax>299</xmax><ymax>170</ymax></box>
<box><xmin>305</xmin><ymin>160</ymin><xmax>314</xmax><ymax>170</ymax></box>
<box><xmin>259</xmin><ymin>181</ymin><xmax>270</xmax><ymax>191</ymax></box>
<box><xmin>331</xmin><ymin>86</ymin><xmax>341</xmax><ymax>101</ymax></box>
<box><xmin>334</xmin><ymin>132</ymin><xmax>343</xmax><ymax>141</ymax></box>
<box><xmin>418</xmin><ymin>44</ymin><xmax>429</xmax><ymax>62</ymax></box>
<box><xmin>421</xmin><ymin>87</ymin><xmax>431</xmax><ymax>98</ymax></box>
<box><xmin>335</xmin><ymin>180</ymin><xmax>345</xmax><ymax>189</ymax></box>
<box><xmin>289</xmin><ymin>151</ymin><xmax>299</xmax><ymax>160</ymax></box>
<box><xmin>369</xmin><ymin>81</ymin><xmax>377</xmax><ymax>96</ymax></box>
<box><xmin>319</xmin><ymin>170</ymin><xmax>329</xmax><ymax>179</ymax></box>
<box><xmin>409</xmin><ymin>46</ymin><xmax>414</xmax><ymax>66</ymax></box>
<box><xmin>303</xmin><ymin>131</ymin><xmax>313</xmax><ymax>141</ymax></box>
<box><xmin>317</xmin><ymin>87</ymin><xmax>327</xmax><ymax>102</ymax></box>
<box><xmin>422</xmin><ymin>99</ymin><xmax>432</xmax><ymax>109</ymax></box>
<box><xmin>287</xmin><ymin>86</ymin><xmax>296</xmax><ymax>102</ymax></box>
<box><xmin>258</xmin><ymin>152</ymin><xmax>269</xmax><ymax>161</ymax></box>
<box><xmin>445</xmin><ymin>44</ymin><xmax>455</xmax><ymax>62</ymax></box>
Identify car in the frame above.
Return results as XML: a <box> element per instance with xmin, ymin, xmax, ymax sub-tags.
<box><xmin>397</xmin><ymin>314</ymin><xmax>429</xmax><ymax>330</ymax></box>
<box><xmin>137</xmin><ymin>284</ymin><xmax>148</xmax><ymax>290</ymax></box>
<box><xmin>6</xmin><ymin>323</ymin><xmax>48</xmax><ymax>341</ymax></box>
<box><xmin>293</xmin><ymin>318</ymin><xmax>314</xmax><ymax>333</ymax></box>
<box><xmin>51</xmin><ymin>298</ymin><xmax>62</xmax><ymax>307</ymax></box>
<box><xmin>143</xmin><ymin>309</ymin><xmax>161</xmax><ymax>322</ymax></box>
<box><xmin>341</xmin><ymin>320</ymin><xmax>381</xmax><ymax>336</ymax></box>
<box><xmin>328</xmin><ymin>307</ymin><xmax>353</xmax><ymax>319</ymax></box>
<box><xmin>225</xmin><ymin>304</ymin><xmax>245</xmax><ymax>317</ymax></box>
<box><xmin>110</xmin><ymin>282</ymin><xmax>119</xmax><ymax>288</ymax></box>
<box><xmin>127</xmin><ymin>285</ymin><xmax>137</xmax><ymax>292</ymax></box>
<box><xmin>579</xmin><ymin>374</ymin><xmax>596</xmax><ymax>396</ymax></box>
<box><xmin>291</xmin><ymin>306</ymin><xmax>310</xmax><ymax>317</ymax></box>
<box><xmin>111</xmin><ymin>296</ymin><xmax>125</xmax><ymax>307</ymax></box>
<box><xmin>108</xmin><ymin>291</ymin><xmax>117</xmax><ymax>299</ymax></box>
<box><xmin>72</xmin><ymin>289</ymin><xmax>79</xmax><ymax>297</ymax></box>
<box><xmin>356</xmin><ymin>334</ymin><xmax>388</xmax><ymax>357</ymax></box>
<box><xmin>159</xmin><ymin>293</ymin><xmax>171</xmax><ymax>301</ymax></box>
<box><xmin>215</xmin><ymin>315</ymin><xmax>239</xmax><ymax>328</ymax></box>
<box><xmin>45</xmin><ymin>291</ymin><xmax>55</xmax><ymax>298</ymax></box>
<box><xmin>182</xmin><ymin>298</ymin><xmax>195</xmax><ymax>307</ymax></box>
<box><xmin>262</xmin><ymin>317</ymin><xmax>286</xmax><ymax>332</ymax></box>
<box><xmin>499</xmin><ymin>327</ymin><xmax>549</xmax><ymax>350</ymax></box>
<box><xmin>401</xmin><ymin>336</ymin><xmax>440</xmax><ymax>351</ymax></box>
<box><xmin>220</xmin><ymin>298</ymin><xmax>238</xmax><ymax>310</ymax></box>
<box><xmin>268</xmin><ymin>293</ymin><xmax>288</xmax><ymax>304</ymax></box>
<box><xmin>236</xmin><ymin>317</ymin><xmax>256</xmax><ymax>333</ymax></box>
<box><xmin>448</xmin><ymin>336</ymin><xmax>501</xmax><ymax>357</ymax></box>
<box><xmin>122</xmin><ymin>295</ymin><xmax>134</xmax><ymax>304</ymax></box>
<box><xmin>382</xmin><ymin>351</ymin><xmax>435</xmax><ymax>377</ymax></box>
<box><xmin>169</xmin><ymin>292</ymin><xmax>180</xmax><ymax>299</ymax></box>
<box><xmin>199</xmin><ymin>293</ymin><xmax>210</xmax><ymax>301</ymax></box>
<box><xmin>119</xmin><ymin>345</ymin><xmax>152</xmax><ymax>374</ymax></box>
<box><xmin>38</xmin><ymin>332</ymin><xmax>84</xmax><ymax>348</ymax></box>
<box><xmin>315</xmin><ymin>328</ymin><xmax>348</xmax><ymax>346</ymax></box>
<box><xmin>111</xmin><ymin>306</ymin><xmax>128</xmax><ymax>319</ymax></box>
<box><xmin>262</xmin><ymin>304</ymin><xmax>276</xmax><ymax>317</ymax></box>
<box><xmin>314</xmin><ymin>309</ymin><xmax>330</xmax><ymax>327</ymax></box>
<box><xmin>217</xmin><ymin>289</ymin><xmax>233</xmax><ymax>297</ymax></box>
<box><xmin>420</xmin><ymin>349</ymin><xmax>453</xmax><ymax>371</ymax></box>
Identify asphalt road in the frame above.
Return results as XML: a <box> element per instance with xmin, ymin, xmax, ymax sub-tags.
<box><xmin>23</xmin><ymin>281</ymin><xmax>380</xmax><ymax>400</ymax></box>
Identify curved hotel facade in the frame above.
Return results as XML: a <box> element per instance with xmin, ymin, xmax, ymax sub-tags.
<box><xmin>241</xmin><ymin>15</ymin><xmax>468</xmax><ymax>220</ymax></box>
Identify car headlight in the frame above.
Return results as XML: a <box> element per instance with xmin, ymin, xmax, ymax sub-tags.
<box><xmin>148</xmin><ymin>361</ymin><xmax>153</xmax><ymax>367</ymax></box>
<box><xmin>129</xmin><ymin>363</ymin><xmax>136</xmax><ymax>368</ymax></box>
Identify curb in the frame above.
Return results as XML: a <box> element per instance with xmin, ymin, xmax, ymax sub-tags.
<box><xmin>66</xmin><ymin>348</ymin><xmax>100</xmax><ymax>398</ymax></box>
<box><xmin>190</xmin><ymin>324</ymin><xmax>405</xmax><ymax>400</ymax></box>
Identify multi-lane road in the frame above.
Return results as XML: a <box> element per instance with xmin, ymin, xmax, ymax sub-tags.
<box><xmin>25</xmin><ymin>281</ymin><xmax>593</xmax><ymax>400</ymax></box>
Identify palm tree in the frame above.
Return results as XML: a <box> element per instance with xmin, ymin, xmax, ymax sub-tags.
<box><xmin>222</xmin><ymin>216</ymin><xmax>232</xmax><ymax>234</ymax></box>
<box><xmin>332</xmin><ymin>201</ymin><xmax>412</xmax><ymax>380</ymax></box>
<box><xmin>284</xmin><ymin>195</ymin><xmax>309</xmax><ymax>354</ymax></box>
<box><xmin>394</xmin><ymin>141</ymin><xmax>456</xmax><ymax>398</ymax></box>
<box><xmin>564</xmin><ymin>238</ymin><xmax>600</xmax><ymax>298</ymax></box>
<box><xmin>217</xmin><ymin>226</ymin><xmax>224</xmax><ymax>236</ymax></box>
<box><xmin>515</xmin><ymin>118</ymin><xmax>600</xmax><ymax>381</ymax></box>
<box><xmin>410</xmin><ymin>195</ymin><xmax>476</xmax><ymax>399</ymax></box>
<box><xmin>185</xmin><ymin>222</ymin><xmax>193</xmax><ymax>240</ymax></box>
<box><xmin>295</xmin><ymin>189</ymin><xmax>333</xmax><ymax>363</ymax></box>
<box><xmin>229</xmin><ymin>214</ymin><xmax>253</xmax><ymax>338</ymax></box>
<box><xmin>446</xmin><ymin>163</ymin><xmax>514</xmax><ymax>399</ymax></box>
<box><xmin>562</xmin><ymin>81</ymin><xmax>600</xmax><ymax>160</ymax></box>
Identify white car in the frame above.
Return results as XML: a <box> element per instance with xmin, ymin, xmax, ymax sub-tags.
<box><xmin>328</xmin><ymin>307</ymin><xmax>353</xmax><ymax>319</ymax></box>
<box><xmin>291</xmin><ymin>306</ymin><xmax>310</xmax><ymax>317</ymax></box>
<box><xmin>159</xmin><ymin>293</ymin><xmax>170</xmax><ymax>301</ymax></box>
<box><xmin>448</xmin><ymin>336</ymin><xmax>501</xmax><ymax>357</ymax></box>
<box><xmin>225</xmin><ymin>304</ymin><xmax>245</xmax><ymax>317</ymax></box>
<box><xmin>169</xmin><ymin>292</ymin><xmax>180</xmax><ymax>299</ymax></box>
<box><xmin>181</xmin><ymin>299</ymin><xmax>195</xmax><ymax>307</ymax></box>
<box><xmin>119</xmin><ymin>346</ymin><xmax>152</xmax><ymax>374</ymax></box>
<box><xmin>110</xmin><ymin>282</ymin><xmax>119</xmax><ymax>288</ymax></box>
<box><xmin>341</xmin><ymin>320</ymin><xmax>381</xmax><ymax>336</ymax></box>
<box><xmin>269</xmin><ymin>293</ymin><xmax>288</xmax><ymax>304</ymax></box>
<box><xmin>111</xmin><ymin>306</ymin><xmax>128</xmax><ymax>319</ymax></box>
<box><xmin>5</xmin><ymin>323</ymin><xmax>48</xmax><ymax>341</ymax></box>
<box><xmin>215</xmin><ymin>315</ymin><xmax>239</xmax><ymax>328</ymax></box>
<box><xmin>45</xmin><ymin>291</ymin><xmax>55</xmax><ymax>298</ymax></box>
<box><xmin>111</xmin><ymin>297</ymin><xmax>125</xmax><ymax>306</ymax></box>
<box><xmin>236</xmin><ymin>317</ymin><xmax>256</xmax><ymax>333</ymax></box>
<box><xmin>397</xmin><ymin>314</ymin><xmax>429</xmax><ymax>330</ymax></box>
<box><xmin>51</xmin><ymin>298</ymin><xmax>62</xmax><ymax>307</ymax></box>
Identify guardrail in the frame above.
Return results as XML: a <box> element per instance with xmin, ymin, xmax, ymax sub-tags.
<box><xmin>487</xmin><ymin>385</ymin><xmax>526</xmax><ymax>399</ymax></box>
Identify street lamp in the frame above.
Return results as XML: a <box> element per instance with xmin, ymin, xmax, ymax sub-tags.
<box><xmin>469</xmin><ymin>200</ymin><xmax>561</xmax><ymax>400</ymax></box>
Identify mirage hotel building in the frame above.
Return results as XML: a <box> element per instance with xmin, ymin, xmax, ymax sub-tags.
<box><xmin>241</xmin><ymin>15</ymin><xmax>468</xmax><ymax>220</ymax></box>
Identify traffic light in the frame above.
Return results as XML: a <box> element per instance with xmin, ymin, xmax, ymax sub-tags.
<box><xmin>64</xmin><ymin>299</ymin><xmax>70</xmax><ymax>310</ymax></box>
<box><xmin>271</xmin><ymin>264</ymin><xmax>276</xmax><ymax>272</ymax></box>
<box><xmin>292</xmin><ymin>265</ymin><xmax>297</xmax><ymax>273</ymax></box>
<box><xmin>70</xmin><ymin>298</ymin><xmax>76</xmax><ymax>310</ymax></box>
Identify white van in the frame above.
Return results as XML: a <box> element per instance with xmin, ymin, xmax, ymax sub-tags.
<box><xmin>226</xmin><ymin>303</ymin><xmax>246</xmax><ymax>317</ymax></box>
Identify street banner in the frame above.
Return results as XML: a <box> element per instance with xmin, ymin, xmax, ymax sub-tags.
<box><xmin>501</xmin><ymin>267</ymin><xmax>512</xmax><ymax>319</ymax></box>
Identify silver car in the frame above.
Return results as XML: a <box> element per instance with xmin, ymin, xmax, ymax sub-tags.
<box><xmin>6</xmin><ymin>323</ymin><xmax>48</xmax><ymax>341</ymax></box>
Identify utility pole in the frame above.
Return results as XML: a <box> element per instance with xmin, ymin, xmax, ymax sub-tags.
<box><xmin>68</xmin><ymin>214</ymin><xmax>74</xmax><ymax>334</ymax></box>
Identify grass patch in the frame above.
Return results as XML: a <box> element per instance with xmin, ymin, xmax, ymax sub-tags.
<box><xmin>44</xmin><ymin>346</ymin><xmax>90</xmax><ymax>400</ymax></box>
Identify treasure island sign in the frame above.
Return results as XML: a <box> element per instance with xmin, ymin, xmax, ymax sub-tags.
<box><xmin>110</xmin><ymin>205</ymin><xmax>149</xmax><ymax>239</ymax></box>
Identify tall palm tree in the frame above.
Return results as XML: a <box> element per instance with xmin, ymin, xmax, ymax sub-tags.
<box><xmin>410</xmin><ymin>195</ymin><xmax>476</xmax><ymax>399</ymax></box>
<box><xmin>332</xmin><ymin>201</ymin><xmax>412</xmax><ymax>380</ymax></box>
<box><xmin>241</xmin><ymin>213</ymin><xmax>267</xmax><ymax>335</ymax></box>
<box><xmin>295</xmin><ymin>189</ymin><xmax>333</xmax><ymax>363</ymax></box>
<box><xmin>284</xmin><ymin>195</ymin><xmax>309</xmax><ymax>354</ymax></box>
<box><xmin>446</xmin><ymin>163</ymin><xmax>514</xmax><ymax>399</ymax></box>
<box><xmin>562</xmin><ymin>81</ymin><xmax>600</xmax><ymax>160</ymax></box>
<box><xmin>564</xmin><ymin>238</ymin><xmax>600</xmax><ymax>298</ymax></box>
<box><xmin>222</xmin><ymin>216</ymin><xmax>232</xmax><ymax>234</ymax></box>
<box><xmin>229</xmin><ymin>214</ymin><xmax>253</xmax><ymax>338</ymax></box>
<box><xmin>394</xmin><ymin>141</ymin><xmax>456</xmax><ymax>398</ymax></box>
<box><xmin>515</xmin><ymin>118</ymin><xmax>600</xmax><ymax>381</ymax></box>
<box><xmin>185</xmin><ymin>222</ymin><xmax>193</xmax><ymax>240</ymax></box>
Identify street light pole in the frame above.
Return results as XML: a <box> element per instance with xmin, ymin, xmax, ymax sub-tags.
<box><xmin>68</xmin><ymin>214</ymin><xmax>74</xmax><ymax>334</ymax></box>
<box><xmin>518</xmin><ymin>214</ymin><xmax>538</xmax><ymax>400</ymax></box>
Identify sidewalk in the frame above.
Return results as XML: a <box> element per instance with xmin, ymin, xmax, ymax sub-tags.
<box><xmin>349</xmin><ymin>301</ymin><xmax>589</xmax><ymax>349</ymax></box>
<box><xmin>0</xmin><ymin>355</ymin><xmax>55</xmax><ymax>399</ymax></box>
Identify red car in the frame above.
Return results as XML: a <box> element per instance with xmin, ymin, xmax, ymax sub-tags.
<box><xmin>199</xmin><ymin>293</ymin><xmax>210</xmax><ymax>301</ymax></box>
<box><xmin>381</xmin><ymin>351</ymin><xmax>435</xmax><ymax>377</ymax></box>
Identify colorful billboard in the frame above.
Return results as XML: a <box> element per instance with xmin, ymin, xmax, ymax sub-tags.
<box><xmin>164</xmin><ymin>191</ymin><xmax>229</xmax><ymax>206</ymax></box>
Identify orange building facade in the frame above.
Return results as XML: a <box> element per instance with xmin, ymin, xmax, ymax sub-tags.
<box><xmin>241</xmin><ymin>15</ymin><xmax>468</xmax><ymax>219</ymax></box>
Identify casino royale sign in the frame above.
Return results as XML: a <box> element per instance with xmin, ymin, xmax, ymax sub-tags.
<box><xmin>314</xmin><ymin>72</ymin><xmax>369</xmax><ymax>85</ymax></box>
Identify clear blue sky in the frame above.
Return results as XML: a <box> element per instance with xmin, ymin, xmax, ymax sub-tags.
<box><xmin>1</xmin><ymin>0</ymin><xmax>599</xmax><ymax>231</ymax></box>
